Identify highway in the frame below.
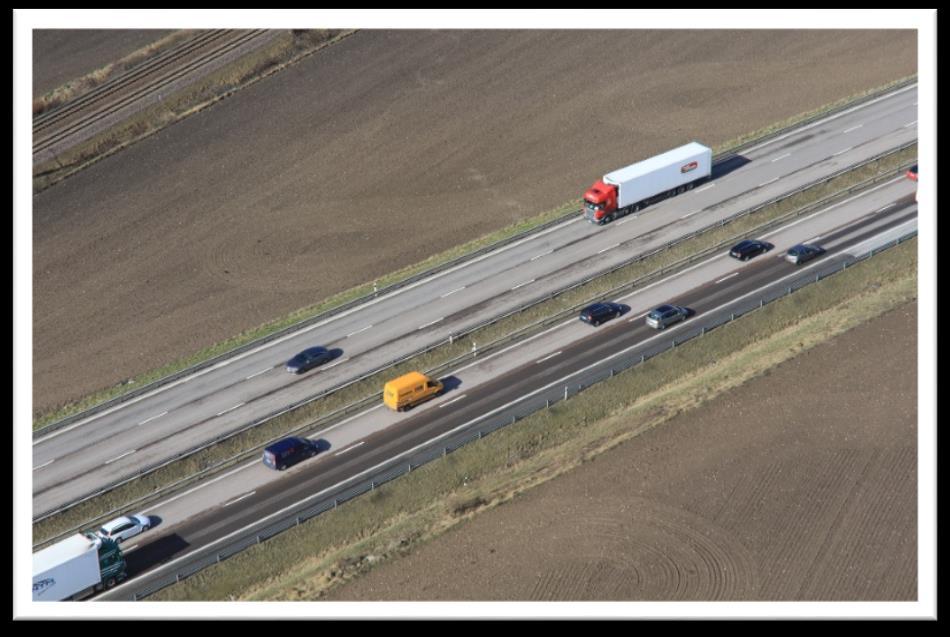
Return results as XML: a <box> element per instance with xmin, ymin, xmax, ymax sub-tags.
<box><xmin>99</xmin><ymin>173</ymin><xmax>916</xmax><ymax>599</ymax></box>
<box><xmin>33</xmin><ymin>82</ymin><xmax>918</xmax><ymax>516</ymax></box>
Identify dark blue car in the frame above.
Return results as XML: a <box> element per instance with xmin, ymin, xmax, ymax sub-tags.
<box><xmin>729</xmin><ymin>239</ymin><xmax>772</xmax><ymax>261</ymax></box>
<box><xmin>262</xmin><ymin>437</ymin><xmax>318</xmax><ymax>470</ymax></box>
<box><xmin>579</xmin><ymin>302</ymin><xmax>622</xmax><ymax>326</ymax></box>
<box><xmin>286</xmin><ymin>346</ymin><xmax>332</xmax><ymax>374</ymax></box>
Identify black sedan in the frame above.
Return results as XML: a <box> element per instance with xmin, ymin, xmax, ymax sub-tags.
<box><xmin>579</xmin><ymin>302</ymin><xmax>622</xmax><ymax>326</ymax></box>
<box><xmin>286</xmin><ymin>346</ymin><xmax>332</xmax><ymax>374</ymax></box>
<box><xmin>785</xmin><ymin>243</ymin><xmax>825</xmax><ymax>265</ymax></box>
<box><xmin>729</xmin><ymin>239</ymin><xmax>772</xmax><ymax>261</ymax></box>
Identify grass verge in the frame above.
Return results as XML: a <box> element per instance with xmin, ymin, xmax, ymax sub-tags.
<box><xmin>148</xmin><ymin>235</ymin><xmax>917</xmax><ymax>601</ymax></box>
<box><xmin>32</xmin><ymin>144</ymin><xmax>915</xmax><ymax>542</ymax></box>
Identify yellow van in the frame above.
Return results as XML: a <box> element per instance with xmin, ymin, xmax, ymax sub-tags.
<box><xmin>383</xmin><ymin>371</ymin><xmax>443</xmax><ymax>412</ymax></box>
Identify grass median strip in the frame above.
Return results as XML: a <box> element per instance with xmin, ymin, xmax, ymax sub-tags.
<box><xmin>147</xmin><ymin>235</ymin><xmax>917</xmax><ymax>601</ymax></box>
<box><xmin>32</xmin><ymin>74</ymin><xmax>916</xmax><ymax>430</ymax></box>
<box><xmin>32</xmin><ymin>143</ymin><xmax>916</xmax><ymax>543</ymax></box>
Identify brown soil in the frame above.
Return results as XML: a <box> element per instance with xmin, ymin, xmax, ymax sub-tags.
<box><xmin>324</xmin><ymin>300</ymin><xmax>918</xmax><ymax>601</ymax></box>
<box><xmin>32</xmin><ymin>29</ymin><xmax>917</xmax><ymax>414</ymax></box>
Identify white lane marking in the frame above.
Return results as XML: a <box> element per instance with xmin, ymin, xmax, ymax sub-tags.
<box><xmin>322</xmin><ymin>357</ymin><xmax>348</xmax><ymax>370</ymax></box>
<box><xmin>740</xmin><ymin>83</ymin><xmax>916</xmax><ymax>155</ymax></box>
<box><xmin>878</xmin><ymin>203</ymin><xmax>896</xmax><ymax>212</ymax></box>
<box><xmin>615</xmin><ymin>216</ymin><xmax>637</xmax><ymax>225</ymax></box>
<box><xmin>535</xmin><ymin>351</ymin><xmax>562</xmax><ymax>364</ymax></box>
<box><xmin>758</xmin><ymin>177</ymin><xmax>779</xmax><ymax>187</ymax></box>
<box><xmin>346</xmin><ymin>324</ymin><xmax>372</xmax><ymax>338</ymax></box>
<box><xmin>137</xmin><ymin>411</ymin><xmax>167</xmax><ymax>425</ymax></box>
<box><xmin>597</xmin><ymin>243</ymin><xmax>620</xmax><ymax>254</ymax></box>
<box><xmin>530</xmin><ymin>250</ymin><xmax>553</xmax><ymax>261</ymax></box>
<box><xmin>118</xmin><ymin>241</ymin><xmax>872</xmax><ymax>595</ymax></box>
<box><xmin>440</xmin><ymin>286</ymin><xmax>466</xmax><ymax>298</ymax></box>
<box><xmin>805</xmin><ymin>236</ymin><xmax>822</xmax><ymax>243</ymax></box>
<box><xmin>715</xmin><ymin>272</ymin><xmax>739</xmax><ymax>284</ymax></box>
<box><xmin>245</xmin><ymin>368</ymin><xmax>271</xmax><ymax>380</ymax></box>
<box><xmin>628</xmin><ymin>312</ymin><xmax>649</xmax><ymax>322</ymax></box>
<box><xmin>680</xmin><ymin>210</ymin><xmax>702</xmax><ymax>219</ymax></box>
<box><xmin>842</xmin><ymin>124</ymin><xmax>863</xmax><ymax>133</ymax></box>
<box><xmin>36</xmin><ymin>214</ymin><xmax>588</xmax><ymax>445</ymax></box>
<box><xmin>104</xmin><ymin>449</ymin><xmax>136</xmax><ymax>465</ymax></box>
<box><xmin>334</xmin><ymin>441</ymin><xmax>365</xmax><ymax>456</ymax></box>
<box><xmin>831</xmin><ymin>147</ymin><xmax>853</xmax><ymax>157</ymax></box>
<box><xmin>771</xmin><ymin>153</ymin><xmax>791</xmax><ymax>163</ymax></box>
<box><xmin>223</xmin><ymin>491</ymin><xmax>256</xmax><ymax>507</ymax></box>
<box><xmin>34</xmin><ymin>459</ymin><xmax>54</xmax><ymax>471</ymax></box>
<box><xmin>418</xmin><ymin>317</ymin><xmax>444</xmax><ymax>330</ymax></box>
<box><xmin>216</xmin><ymin>402</ymin><xmax>245</xmax><ymax>417</ymax></box>
<box><xmin>123</xmin><ymin>543</ymin><xmax>139</xmax><ymax>552</ymax></box>
<box><xmin>439</xmin><ymin>394</ymin><xmax>468</xmax><ymax>408</ymax></box>
<box><xmin>904</xmin><ymin>120</ymin><xmax>917</xmax><ymax>128</ymax></box>
<box><xmin>694</xmin><ymin>183</ymin><xmax>716</xmax><ymax>193</ymax></box>
<box><xmin>511</xmin><ymin>279</ymin><xmax>535</xmax><ymax>290</ymax></box>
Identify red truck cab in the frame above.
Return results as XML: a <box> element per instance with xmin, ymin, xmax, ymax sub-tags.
<box><xmin>583</xmin><ymin>180</ymin><xmax>618</xmax><ymax>222</ymax></box>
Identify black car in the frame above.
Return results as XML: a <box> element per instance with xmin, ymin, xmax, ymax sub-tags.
<box><xmin>785</xmin><ymin>243</ymin><xmax>825</xmax><ymax>265</ymax></box>
<box><xmin>285</xmin><ymin>346</ymin><xmax>332</xmax><ymax>374</ymax></box>
<box><xmin>579</xmin><ymin>302</ymin><xmax>622</xmax><ymax>326</ymax></box>
<box><xmin>729</xmin><ymin>239</ymin><xmax>772</xmax><ymax>261</ymax></box>
<box><xmin>262</xmin><ymin>437</ymin><xmax>318</xmax><ymax>470</ymax></box>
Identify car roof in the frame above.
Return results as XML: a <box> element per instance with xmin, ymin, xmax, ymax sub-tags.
<box><xmin>653</xmin><ymin>304</ymin><xmax>675</xmax><ymax>312</ymax></box>
<box><xmin>584</xmin><ymin>303</ymin><xmax>610</xmax><ymax>312</ymax></box>
<box><xmin>100</xmin><ymin>516</ymin><xmax>134</xmax><ymax>532</ymax></box>
<box><xmin>300</xmin><ymin>346</ymin><xmax>328</xmax><ymax>355</ymax></box>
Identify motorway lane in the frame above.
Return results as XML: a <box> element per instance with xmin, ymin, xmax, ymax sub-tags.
<box><xmin>102</xmin><ymin>180</ymin><xmax>916</xmax><ymax>596</ymax></box>
<box><xmin>33</xmin><ymin>84</ymin><xmax>918</xmax><ymax>514</ymax></box>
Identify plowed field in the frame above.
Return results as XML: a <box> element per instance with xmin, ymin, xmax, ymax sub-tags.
<box><xmin>325</xmin><ymin>301</ymin><xmax>918</xmax><ymax>601</ymax></box>
<box><xmin>33</xmin><ymin>29</ymin><xmax>916</xmax><ymax>413</ymax></box>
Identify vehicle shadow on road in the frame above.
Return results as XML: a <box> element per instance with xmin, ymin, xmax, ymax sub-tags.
<box><xmin>710</xmin><ymin>154</ymin><xmax>751</xmax><ymax>180</ymax></box>
<box><xmin>440</xmin><ymin>375</ymin><xmax>463</xmax><ymax>394</ymax></box>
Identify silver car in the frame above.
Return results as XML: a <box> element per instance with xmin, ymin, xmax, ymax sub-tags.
<box><xmin>645</xmin><ymin>304</ymin><xmax>689</xmax><ymax>330</ymax></box>
<box><xmin>785</xmin><ymin>243</ymin><xmax>825</xmax><ymax>265</ymax></box>
<box><xmin>97</xmin><ymin>514</ymin><xmax>151</xmax><ymax>544</ymax></box>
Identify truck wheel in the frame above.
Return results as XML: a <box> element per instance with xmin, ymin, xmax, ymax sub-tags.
<box><xmin>606</xmin><ymin>214</ymin><xmax>615</xmax><ymax>223</ymax></box>
<box><xmin>105</xmin><ymin>577</ymin><xmax>117</xmax><ymax>589</ymax></box>
<box><xmin>686</xmin><ymin>182</ymin><xmax>694</xmax><ymax>190</ymax></box>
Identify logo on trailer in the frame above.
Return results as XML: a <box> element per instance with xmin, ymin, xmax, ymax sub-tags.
<box><xmin>680</xmin><ymin>161</ymin><xmax>699</xmax><ymax>173</ymax></box>
<box><xmin>33</xmin><ymin>578</ymin><xmax>55</xmax><ymax>597</ymax></box>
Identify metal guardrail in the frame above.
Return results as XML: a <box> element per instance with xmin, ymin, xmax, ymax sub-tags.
<box><xmin>33</xmin><ymin>143</ymin><xmax>917</xmax><ymax>534</ymax></box>
<box><xmin>119</xmin><ymin>226</ymin><xmax>918</xmax><ymax>601</ymax></box>
<box><xmin>35</xmin><ymin>78</ymin><xmax>917</xmax><ymax>438</ymax></box>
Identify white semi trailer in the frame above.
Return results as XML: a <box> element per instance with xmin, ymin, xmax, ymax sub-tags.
<box><xmin>583</xmin><ymin>142</ymin><xmax>713</xmax><ymax>224</ymax></box>
<box><xmin>32</xmin><ymin>532</ymin><xmax>127</xmax><ymax>601</ymax></box>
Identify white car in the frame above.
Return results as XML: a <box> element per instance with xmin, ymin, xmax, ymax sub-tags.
<box><xmin>97</xmin><ymin>514</ymin><xmax>151</xmax><ymax>544</ymax></box>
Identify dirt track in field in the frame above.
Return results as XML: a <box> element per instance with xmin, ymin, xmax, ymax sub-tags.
<box><xmin>324</xmin><ymin>301</ymin><xmax>918</xmax><ymax>601</ymax></box>
<box><xmin>32</xmin><ymin>29</ymin><xmax>916</xmax><ymax>413</ymax></box>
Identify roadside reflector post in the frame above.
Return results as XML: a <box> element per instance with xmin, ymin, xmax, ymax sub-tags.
<box><xmin>373</xmin><ymin>281</ymin><xmax>378</xmax><ymax>295</ymax></box>
<box><xmin>564</xmin><ymin>386</ymin><xmax>568</xmax><ymax>400</ymax></box>
<box><xmin>472</xmin><ymin>341</ymin><xmax>477</xmax><ymax>357</ymax></box>
<box><xmin>701</xmin><ymin>327</ymin><xmax>705</xmax><ymax>336</ymax></box>
<box><xmin>731</xmin><ymin>313</ymin><xmax>735</xmax><ymax>321</ymax></box>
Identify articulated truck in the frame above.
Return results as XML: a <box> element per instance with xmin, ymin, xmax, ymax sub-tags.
<box><xmin>583</xmin><ymin>142</ymin><xmax>712</xmax><ymax>225</ymax></box>
<box><xmin>32</xmin><ymin>532</ymin><xmax>127</xmax><ymax>601</ymax></box>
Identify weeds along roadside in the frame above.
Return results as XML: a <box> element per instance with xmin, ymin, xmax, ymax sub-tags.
<box><xmin>32</xmin><ymin>73</ymin><xmax>917</xmax><ymax>430</ymax></box>
<box><xmin>148</xmin><ymin>234</ymin><xmax>917</xmax><ymax>602</ymax></box>
<box><xmin>32</xmin><ymin>143</ymin><xmax>916</xmax><ymax>545</ymax></box>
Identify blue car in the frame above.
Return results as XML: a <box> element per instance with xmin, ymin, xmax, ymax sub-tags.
<box><xmin>286</xmin><ymin>346</ymin><xmax>332</xmax><ymax>374</ymax></box>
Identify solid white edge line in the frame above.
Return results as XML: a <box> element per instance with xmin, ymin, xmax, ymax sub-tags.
<box><xmin>112</xmin><ymin>195</ymin><xmax>914</xmax><ymax>591</ymax></box>
<box><xmin>223</xmin><ymin>491</ymin><xmax>256</xmax><ymax>507</ymax></box>
<box><xmin>440</xmin><ymin>287</ymin><xmax>465</xmax><ymax>298</ymax></box>
<box><xmin>758</xmin><ymin>177</ymin><xmax>779</xmax><ymax>187</ymax></box>
<box><xmin>104</xmin><ymin>449</ymin><xmax>136</xmax><ymax>465</ymax></box>
<box><xmin>438</xmin><ymin>394</ymin><xmax>468</xmax><ymax>409</ymax></box>
<box><xmin>34</xmin><ymin>459</ymin><xmax>54</xmax><ymax>471</ymax></box>
<box><xmin>694</xmin><ymin>183</ymin><xmax>715</xmax><ymax>193</ymax></box>
<box><xmin>878</xmin><ymin>203</ymin><xmax>896</xmax><ymax>212</ymax></box>
<box><xmin>680</xmin><ymin>210</ymin><xmax>701</xmax><ymax>219</ymax></box>
<box><xmin>904</xmin><ymin>120</ymin><xmax>917</xmax><ymax>128</ymax></box>
<box><xmin>322</xmin><ymin>357</ymin><xmax>349</xmax><ymax>370</ymax></box>
<box><xmin>597</xmin><ymin>244</ymin><xmax>619</xmax><ymax>254</ymax></box>
<box><xmin>38</xmin><ymin>214</ymin><xmax>587</xmax><ymax>443</ymax></box>
<box><xmin>831</xmin><ymin>147</ymin><xmax>853</xmax><ymax>157</ymax></box>
<box><xmin>805</xmin><ymin>236</ymin><xmax>822</xmax><ymax>243</ymax></box>
<box><xmin>715</xmin><ymin>272</ymin><xmax>739</xmax><ymax>284</ymax></box>
<box><xmin>535</xmin><ymin>351</ymin><xmax>562</xmax><ymax>364</ymax></box>
<box><xmin>530</xmin><ymin>250</ymin><xmax>553</xmax><ymax>261</ymax></box>
<box><xmin>137</xmin><ymin>411</ymin><xmax>168</xmax><ymax>425</ymax></box>
<box><xmin>511</xmin><ymin>279</ymin><xmax>535</xmax><ymax>290</ymax></box>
